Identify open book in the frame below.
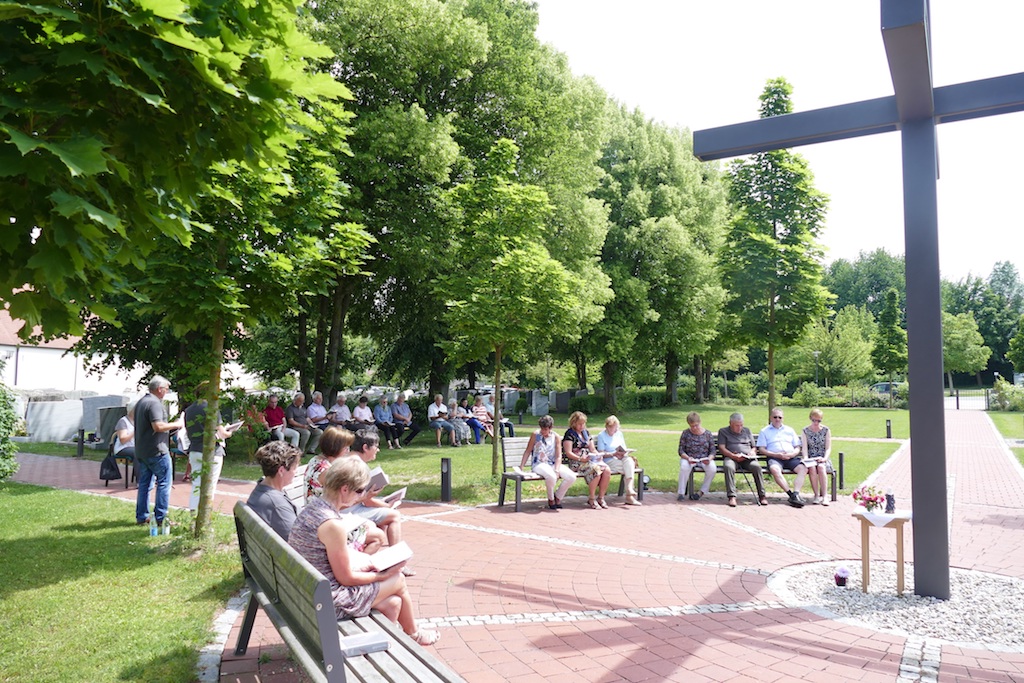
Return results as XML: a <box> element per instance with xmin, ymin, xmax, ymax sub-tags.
<box><xmin>368</xmin><ymin>466</ymin><xmax>389</xmax><ymax>491</ymax></box>
<box><xmin>226</xmin><ymin>420</ymin><xmax>244</xmax><ymax>432</ymax></box>
<box><xmin>382</xmin><ymin>487</ymin><xmax>407</xmax><ymax>508</ymax></box>
<box><xmin>369</xmin><ymin>541</ymin><xmax>413</xmax><ymax>571</ymax></box>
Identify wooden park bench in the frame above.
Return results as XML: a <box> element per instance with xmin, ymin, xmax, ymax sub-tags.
<box><xmin>498</xmin><ymin>436</ymin><xmax>645</xmax><ymax>512</ymax></box>
<box><xmin>233</xmin><ymin>501</ymin><xmax>465</xmax><ymax>683</ymax></box>
<box><xmin>684</xmin><ymin>434</ymin><xmax>843</xmax><ymax>503</ymax></box>
<box><xmin>282</xmin><ymin>463</ymin><xmax>308</xmax><ymax>511</ymax></box>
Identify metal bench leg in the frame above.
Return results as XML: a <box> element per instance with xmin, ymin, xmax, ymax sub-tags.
<box><xmin>498</xmin><ymin>476</ymin><xmax>507</xmax><ymax>507</ymax></box>
<box><xmin>234</xmin><ymin>593</ymin><xmax>260</xmax><ymax>656</ymax></box>
<box><xmin>514</xmin><ymin>479</ymin><xmax>523</xmax><ymax>513</ymax></box>
<box><xmin>636</xmin><ymin>468</ymin><xmax>644</xmax><ymax>502</ymax></box>
<box><xmin>831</xmin><ymin>471</ymin><xmax>837</xmax><ymax>502</ymax></box>
<box><xmin>617</xmin><ymin>474</ymin><xmax>625</xmax><ymax>497</ymax></box>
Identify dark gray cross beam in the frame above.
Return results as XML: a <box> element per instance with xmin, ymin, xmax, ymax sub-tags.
<box><xmin>694</xmin><ymin>0</ymin><xmax>1024</xmax><ymax>599</ymax></box>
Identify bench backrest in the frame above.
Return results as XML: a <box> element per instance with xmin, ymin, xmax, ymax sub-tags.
<box><xmin>234</xmin><ymin>501</ymin><xmax>346</xmax><ymax>681</ymax></box>
<box><xmin>501</xmin><ymin>437</ymin><xmax>532</xmax><ymax>471</ymax></box>
<box><xmin>283</xmin><ymin>464</ymin><xmax>308</xmax><ymax>511</ymax></box>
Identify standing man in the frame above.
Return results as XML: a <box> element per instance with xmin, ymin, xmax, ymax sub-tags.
<box><xmin>135</xmin><ymin>375</ymin><xmax>185</xmax><ymax>527</ymax></box>
<box><xmin>285</xmin><ymin>392</ymin><xmax>320</xmax><ymax>454</ymax></box>
<box><xmin>757</xmin><ymin>408</ymin><xmax>806</xmax><ymax>508</ymax></box>
<box><xmin>390</xmin><ymin>393</ymin><xmax>422</xmax><ymax>446</ymax></box>
<box><xmin>717</xmin><ymin>413</ymin><xmax>767</xmax><ymax>507</ymax></box>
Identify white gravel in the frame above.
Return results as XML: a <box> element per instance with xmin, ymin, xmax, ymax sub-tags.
<box><xmin>769</xmin><ymin>561</ymin><xmax>1024</xmax><ymax>649</ymax></box>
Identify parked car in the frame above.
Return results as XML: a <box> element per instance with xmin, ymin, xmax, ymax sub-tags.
<box><xmin>869</xmin><ymin>382</ymin><xmax>903</xmax><ymax>394</ymax></box>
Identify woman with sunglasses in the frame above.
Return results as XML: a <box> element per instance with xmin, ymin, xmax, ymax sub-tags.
<box><xmin>288</xmin><ymin>455</ymin><xmax>440</xmax><ymax>646</ymax></box>
<box><xmin>801</xmin><ymin>408</ymin><xmax>832</xmax><ymax>506</ymax></box>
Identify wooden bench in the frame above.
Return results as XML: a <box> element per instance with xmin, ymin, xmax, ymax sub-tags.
<box><xmin>684</xmin><ymin>434</ymin><xmax>842</xmax><ymax>502</ymax></box>
<box><xmin>233</xmin><ymin>501</ymin><xmax>465</xmax><ymax>683</ymax></box>
<box><xmin>498</xmin><ymin>436</ymin><xmax>644</xmax><ymax>512</ymax></box>
<box><xmin>283</xmin><ymin>463</ymin><xmax>309</xmax><ymax>511</ymax></box>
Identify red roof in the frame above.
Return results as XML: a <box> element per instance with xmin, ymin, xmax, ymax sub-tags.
<box><xmin>0</xmin><ymin>309</ymin><xmax>78</xmax><ymax>350</ymax></box>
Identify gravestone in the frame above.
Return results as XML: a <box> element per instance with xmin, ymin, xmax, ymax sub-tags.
<box><xmin>531</xmin><ymin>389</ymin><xmax>549</xmax><ymax>416</ymax></box>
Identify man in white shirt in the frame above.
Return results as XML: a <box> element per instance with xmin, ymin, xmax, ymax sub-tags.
<box><xmin>757</xmin><ymin>408</ymin><xmax>806</xmax><ymax>508</ymax></box>
<box><xmin>327</xmin><ymin>395</ymin><xmax>356</xmax><ymax>430</ymax></box>
<box><xmin>427</xmin><ymin>394</ymin><xmax>458</xmax><ymax>447</ymax></box>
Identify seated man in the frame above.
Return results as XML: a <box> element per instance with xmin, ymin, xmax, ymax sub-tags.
<box><xmin>285</xmin><ymin>392</ymin><xmax>321</xmax><ymax>455</ymax></box>
<box><xmin>757</xmin><ymin>408</ymin><xmax>806</xmax><ymax>508</ymax></box>
<box><xmin>717</xmin><ymin>412</ymin><xmax>767</xmax><ymax>507</ymax></box>
<box><xmin>427</xmin><ymin>394</ymin><xmax>458</xmax><ymax>447</ymax></box>
<box><xmin>307</xmin><ymin>391</ymin><xmax>331</xmax><ymax>431</ymax></box>
<box><xmin>327</xmin><ymin>395</ymin><xmax>358</xmax><ymax>430</ymax></box>
<box><xmin>351</xmin><ymin>395</ymin><xmax>377</xmax><ymax>431</ymax></box>
<box><xmin>260</xmin><ymin>394</ymin><xmax>299</xmax><ymax>446</ymax></box>
<box><xmin>390</xmin><ymin>393</ymin><xmax>422</xmax><ymax>446</ymax></box>
<box><xmin>373</xmin><ymin>396</ymin><xmax>401</xmax><ymax>449</ymax></box>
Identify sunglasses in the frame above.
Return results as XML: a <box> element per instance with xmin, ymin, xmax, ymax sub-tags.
<box><xmin>354</xmin><ymin>487</ymin><xmax>366</xmax><ymax>494</ymax></box>
<box><xmin>811</xmin><ymin>419</ymin><xmax>822</xmax><ymax>423</ymax></box>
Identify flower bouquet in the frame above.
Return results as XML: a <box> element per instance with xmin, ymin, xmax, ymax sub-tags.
<box><xmin>834</xmin><ymin>566</ymin><xmax>850</xmax><ymax>587</ymax></box>
<box><xmin>852</xmin><ymin>484</ymin><xmax>887</xmax><ymax>512</ymax></box>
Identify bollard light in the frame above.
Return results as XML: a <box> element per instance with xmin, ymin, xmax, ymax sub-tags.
<box><xmin>886</xmin><ymin>419</ymin><xmax>892</xmax><ymax>439</ymax></box>
<box><xmin>440</xmin><ymin>457</ymin><xmax>451</xmax><ymax>502</ymax></box>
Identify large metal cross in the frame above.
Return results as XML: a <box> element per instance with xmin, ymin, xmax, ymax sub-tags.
<box><xmin>694</xmin><ymin>0</ymin><xmax>1024</xmax><ymax>599</ymax></box>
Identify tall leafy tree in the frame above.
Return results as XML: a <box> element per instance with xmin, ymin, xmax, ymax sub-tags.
<box><xmin>719</xmin><ymin>78</ymin><xmax>832</xmax><ymax>411</ymax></box>
<box><xmin>942</xmin><ymin>274</ymin><xmax>1017</xmax><ymax>381</ymax></box>
<box><xmin>777</xmin><ymin>305</ymin><xmax>876</xmax><ymax>386</ymax></box>
<box><xmin>1008</xmin><ymin>315</ymin><xmax>1024</xmax><ymax>376</ymax></box>
<box><xmin>441</xmin><ymin>140</ymin><xmax>600</xmax><ymax>474</ymax></box>
<box><xmin>1</xmin><ymin>0</ymin><xmax>348</xmax><ymax>339</ymax></box>
<box><xmin>942</xmin><ymin>311</ymin><xmax>991</xmax><ymax>391</ymax></box>
<box><xmin>824</xmin><ymin>249</ymin><xmax>906</xmax><ymax>319</ymax></box>
<box><xmin>871</xmin><ymin>288</ymin><xmax>907</xmax><ymax>408</ymax></box>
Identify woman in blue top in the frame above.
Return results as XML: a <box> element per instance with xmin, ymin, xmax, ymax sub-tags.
<box><xmin>521</xmin><ymin>415</ymin><xmax>576</xmax><ymax>509</ymax></box>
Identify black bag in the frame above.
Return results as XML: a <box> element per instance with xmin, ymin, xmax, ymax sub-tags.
<box><xmin>100</xmin><ymin>452</ymin><xmax>122</xmax><ymax>482</ymax></box>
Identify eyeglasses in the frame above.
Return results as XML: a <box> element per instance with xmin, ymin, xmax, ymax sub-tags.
<box><xmin>354</xmin><ymin>487</ymin><xmax>365</xmax><ymax>494</ymax></box>
<box><xmin>771</xmin><ymin>416</ymin><xmax>783</xmax><ymax>420</ymax></box>
<box><xmin>811</xmin><ymin>419</ymin><xmax>822</xmax><ymax>423</ymax></box>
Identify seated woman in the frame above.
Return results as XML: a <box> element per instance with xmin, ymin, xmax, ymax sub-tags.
<box><xmin>562</xmin><ymin>411</ymin><xmax>612</xmax><ymax>509</ymax></box>
<box><xmin>470</xmin><ymin>395</ymin><xmax>494</xmax><ymax>442</ymax></box>
<box><xmin>306</xmin><ymin>427</ymin><xmax>385</xmax><ymax>552</ymax></box>
<box><xmin>288</xmin><ymin>456</ymin><xmax>439</xmax><ymax>645</ymax></box>
<box><xmin>247</xmin><ymin>441</ymin><xmax>302</xmax><ymax>540</ymax></box>
<box><xmin>458</xmin><ymin>397</ymin><xmax>485</xmax><ymax>444</ymax></box>
<box><xmin>596</xmin><ymin>415</ymin><xmax>641</xmax><ymax>506</ymax></box>
<box><xmin>678</xmin><ymin>411</ymin><xmax>716</xmax><ymax>502</ymax></box>
<box><xmin>801</xmin><ymin>408</ymin><xmax>832</xmax><ymax>506</ymax></box>
<box><xmin>521</xmin><ymin>415</ymin><xmax>576</xmax><ymax>509</ymax></box>
<box><xmin>448</xmin><ymin>399</ymin><xmax>473</xmax><ymax>445</ymax></box>
<box><xmin>113</xmin><ymin>403</ymin><xmax>136</xmax><ymax>464</ymax></box>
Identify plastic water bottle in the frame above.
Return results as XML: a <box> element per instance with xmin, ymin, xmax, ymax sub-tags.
<box><xmin>162</xmin><ymin>519</ymin><xmax>170</xmax><ymax>536</ymax></box>
<box><xmin>149</xmin><ymin>516</ymin><xmax>158</xmax><ymax>537</ymax></box>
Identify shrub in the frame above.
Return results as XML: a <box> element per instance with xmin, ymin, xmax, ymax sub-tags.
<box><xmin>568</xmin><ymin>394</ymin><xmax>606</xmax><ymax>416</ymax></box>
<box><xmin>617</xmin><ymin>388</ymin><xmax>667</xmax><ymax>411</ymax></box>
<box><xmin>0</xmin><ymin>372</ymin><xmax>19</xmax><ymax>481</ymax></box>
<box><xmin>514</xmin><ymin>397</ymin><xmax>530</xmax><ymax>415</ymax></box>
<box><xmin>991</xmin><ymin>378</ymin><xmax>1024</xmax><ymax>411</ymax></box>
<box><xmin>730</xmin><ymin>375</ymin><xmax>755</xmax><ymax>404</ymax></box>
<box><xmin>792</xmin><ymin>382</ymin><xmax>822</xmax><ymax>407</ymax></box>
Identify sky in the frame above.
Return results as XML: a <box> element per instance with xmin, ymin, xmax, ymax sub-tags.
<box><xmin>532</xmin><ymin>0</ymin><xmax>1024</xmax><ymax>283</ymax></box>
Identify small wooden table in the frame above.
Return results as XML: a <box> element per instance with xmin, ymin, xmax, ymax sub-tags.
<box><xmin>851</xmin><ymin>509</ymin><xmax>913</xmax><ymax>595</ymax></box>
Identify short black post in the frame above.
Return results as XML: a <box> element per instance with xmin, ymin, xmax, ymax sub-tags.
<box><xmin>440</xmin><ymin>457</ymin><xmax>451</xmax><ymax>502</ymax></box>
<box><xmin>886</xmin><ymin>420</ymin><xmax>892</xmax><ymax>439</ymax></box>
<box><xmin>955</xmin><ymin>389</ymin><xmax>960</xmax><ymax>410</ymax></box>
<box><xmin>76</xmin><ymin>428</ymin><xmax>85</xmax><ymax>458</ymax></box>
<box><xmin>838</xmin><ymin>452</ymin><xmax>845</xmax><ymax>490</ymax></box>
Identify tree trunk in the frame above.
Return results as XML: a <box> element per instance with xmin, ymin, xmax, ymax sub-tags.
<box><xmin>193</xmin><ymin>317</ymin><xmax>224</xmax><ymax>538</ymax></box>
<box><xmin>946</xmin><ymin>370</ymin><xmax>954</xmax><ymax>395</ymax></box>
<box><xmin>574</xmin><ymin>346</ymin><xmax>587</xmax><ymax>390</ymax></box>
<box><xmin>703</xmin><ymin>363</ymin><xmax>712</xmax><ymax>401</ymax></box>
<box><xmin>491</xmin><ymin>345</ymin><xmax>503</xmax><ymax>477</ymax></box>
<box><xmin>326</xmin><ymin>280</ymin><xmax>351</xmax><ymax>401</ymax></box>
<box><xmin>297</xmin><ymin>294</ymin><xmax>310</xmax><ymax>397</ymax></box>
<box><xmin>664</xmin><ymin>350</ymin><xmax>679</xmax><ymax>404</ymax></box>
<box><xmin>693</xmin><ymin>355</ymin><xmax>704</xmax><ymax>404</ymax></box>
<box><xmin>428</xmin><ymin>351</ymin><xmax>447</xmax><ymax>400</ymax></box>
<box><xmin>313</xmin><ymin>294</ymin><xmax>329</xmax><ymax>392</ymax></box>
<box><xmin>467</xmin><ymin>361</ymin><xmax>478</xmax><ymax>390</ymax></box>
<box><xmin>602</xmin><ymin>361</ymin><xmax>617</xmax><ymax>412</ymax></box>
<box><xmin>767</xmin><ymin>344</ymin><xmax>776</xmax><ymax>413</ymax></box>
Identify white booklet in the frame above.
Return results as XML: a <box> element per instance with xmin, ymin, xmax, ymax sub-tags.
<box><xmin>382</xmin><ymin>487</ymin><xmax>407</xmax><ymax>508</ymax></box>
<box><xmin>368</xmin><ymin>467</ymin><xmax>389</xmax><ymax>491</ymax></box>
<box><xmin>369</xmin><ymin>541</ymin><xmax>413</xmax><ymax>571</ymax></box>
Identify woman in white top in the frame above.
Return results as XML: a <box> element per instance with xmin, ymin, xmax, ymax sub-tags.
<box><xmin>521</xmin><ymin>415</ymin><xmax>576</xmax><ymax>509</ymax></box>
<box><xmin>113</xmin><ymin>405</ymin><xmax>135</xmax><ymax>459</ymax></box>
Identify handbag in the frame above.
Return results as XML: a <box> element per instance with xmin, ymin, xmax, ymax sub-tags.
<box><xmin>100</xmin><ymin>451</ymin><xmax>122</xmax><ymax>481</ymax></box>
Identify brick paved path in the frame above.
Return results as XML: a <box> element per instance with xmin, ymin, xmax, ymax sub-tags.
<box><xmin>13</xmin><ymin>410</ymin><xmax>1024</xmax><ymax>682</ymax></box>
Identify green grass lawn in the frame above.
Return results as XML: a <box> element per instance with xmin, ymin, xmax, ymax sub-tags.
<box><xmin>0</xmin><ymin>483</ymin><xmax>241</xmax><ymax>683</ymax></box>
<box><xmin>988</xmin><ymin>411</ymin><xmax>1024</xmax><ymax>440</ymax></box>
<box><xmin>14</xmin><ymin>403</ymin><xmax>905</xmax><ymax>506</ymax></box>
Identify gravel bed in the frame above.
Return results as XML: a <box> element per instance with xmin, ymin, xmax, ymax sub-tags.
<box><xmin>770</xmin><ymin>561</ymin><xmax>1024</xmax><ymax>647</ymax></box>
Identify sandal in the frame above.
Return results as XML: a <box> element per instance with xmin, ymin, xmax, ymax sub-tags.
<box><xmin>587</xmin><ymin>498</ymin><xmax>598</xmax><ymax>509</ymax></box>
<box><xmin>411</xmin><ymin>629</ymin><xmax>440</xmax><ymax>646</ymax></box>
<box><xmin>182</xmin><ymin>475</ymin><xmax>191</xmax><ymax>483</ymax></box>
<box><xmin>597</xmin><ymin>498</ymin><xmax>608</xmax><ymax>509</ymax></box>
<box><xmin>401</xmin><ymin>565</ymin><xmax>417</xmax><ymax>577</ymax></box>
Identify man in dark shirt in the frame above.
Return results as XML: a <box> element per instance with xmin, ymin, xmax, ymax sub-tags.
<box><xmin>717</xmin><ymin>412</ymin><xmax>767</xmax><ymax>507</ymax></box>
<box><xmin>134</xmin><ymin>375</ymin><xmax>185</xmax><ymax>526</ymax></box>
<box><xmin>285</xmin><ymin>392</ymin><xmax>320</xmax><ymax>454</ymax></box>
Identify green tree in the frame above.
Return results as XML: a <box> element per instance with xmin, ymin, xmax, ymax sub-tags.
<box><xmin>823</xmin><ymin>249</ymin><xmax>905</xmax><ymax>319</ymax></box>
<box><xmin>441</xmin><ymin>140</ymin><xmax>602</xmax><ymax>475</ymax></box>
<box><xmin>871</xmin><ymin>288</ymin><xmax>907</xmax><ymax>408</ymax></box>
<box><xmin>1</xmin><ymin>0</ymin><xmax>348</xmax><ymax>339</ymax></box>
<box><xmin>719</xmin><ymin>78</ymin><xmax>832</xmax><ymax>411</ymax></box>
<box><xmin>777</xmin><ymin>305</ymin><xmax>876</xmax><ymax>386</ymax></box>
<box><xmin>942</xmin><ymin>311</ymin><xmax>991</xmax><ymax>391</ymax></box>
<box><xmin>942</xmin><ymin>274</ymin><xmax>1017</xmax><ymax>381</ymax></box>
<box><xmin>1008</xmin><ymin>315</ymin><xmax>1024</xmax><ymax>375</ymax></box>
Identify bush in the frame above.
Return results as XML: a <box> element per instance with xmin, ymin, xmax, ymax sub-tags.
<box><xmin>730</xmin><ymin>375</ymin><xmax>755</xmax><ymax>404</ymax></box>
<box><xmin>514</xmin><ymin>397</ymin><xmax>530</xmax><ymax>415</ymax></box>
<box><xmin>568</xmin><ymin>394</ymin><xmax>606</xmax><ymax>416</ymax></box>
<box><xmin>791</xmin><ymin>382</ymin><xmax>822</xmax><ymax>407</ymax></box>
<box><xmin>991</xmin><ymin>378</ymin><xmax>1024</xmax><ymax>411</ymax></box>
<box><xmin>617</xmin><ymin>388</ymin><xmax>667</xmax><ymax>411</ymax></box>
<box><xmin>0</xmin><ymin>373</ymin><xmax>19</xmax><ymax>481</ymax></box>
